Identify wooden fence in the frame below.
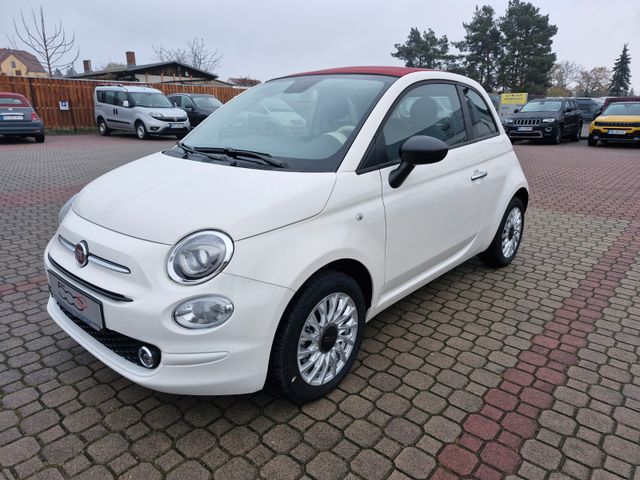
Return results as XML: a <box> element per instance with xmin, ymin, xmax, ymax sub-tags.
<box><xmin>0</xmin><ymin>76</ymin><xmax>245</xmax><ymax>131</ymax></box>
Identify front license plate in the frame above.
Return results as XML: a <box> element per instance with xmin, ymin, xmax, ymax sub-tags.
<box><xmin>170</xmin><ymin>123</ymin><xmax>181</xmax><ymax>129</ymax></box>
<box><xmin>608</xmin><ymin>129</ymin><xmax>627</xmax><ymax>135</ymax></box>
<box><xmin>48</xmin><ymin>270</ymin><xmax>104</xmax><ymax>331</ymax></box>
<box><xmin>2</xmin><ymin>115</ymin><xmax>23</xmax><ymax>121</ymax></box>
<box><xmin>518</xmin><ymin>126</ymin><xmax>533</xmax><ymax>132</ymax></box>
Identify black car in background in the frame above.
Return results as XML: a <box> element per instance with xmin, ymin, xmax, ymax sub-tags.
<box><xmin>168</xmin><ymin>93</ymin><xmax>223</xmax><ymax>128</ymax></box>
<box><xmin>0</xmin><ymin>92</ymin><xmax>45</xmax><ymax>143</ymax></box>
<box><xmin>502</xmin><ymin>97</ymin><xmax>582</xmax><ymax>144</ymax></box>
<box><xmin>576</xmin><ymin>97</ymin><xmax>603</xmax><ymax>122</ymax></box>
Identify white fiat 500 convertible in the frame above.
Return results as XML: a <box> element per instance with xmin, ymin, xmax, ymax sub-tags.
<box><xmin>45</xmin><ymin>67</ymin><xmax>528</xmax><ymax>402</ymax></box>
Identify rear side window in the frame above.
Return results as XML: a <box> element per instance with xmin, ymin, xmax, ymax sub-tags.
<box><xmin>97</xmin><ymin>90</ymin><xmax>117</xmax><ymax>105</ymax></box>
<box><xmin>382</xmin><ymin>83</ymin><xmax>467</xmax><ymax>163</ymax></box>
<box><xmin>463</xmin><ymin>89</ymin><xmax>498</xmax><ymax>139</ymax></box>
<box><xmin>0</xmin><ymin>97</ymin><xmax>27</xmax><ymax>106</ymax></box>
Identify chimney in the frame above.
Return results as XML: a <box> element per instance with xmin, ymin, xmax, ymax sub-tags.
<box><xmin>126</xmin><ymin>51</ymin><xmax>136</xmax><ymax>67</ymax></box>
<box><xmin>82</xmin><ymin>60</ymin><xmax>92</xmax><ymax>73</ymax></box>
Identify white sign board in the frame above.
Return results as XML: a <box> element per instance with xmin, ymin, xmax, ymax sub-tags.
<box><xmin>59</xmin><ymin>100</ymin><xmax>69</xmax><ymax>111</ymax></box>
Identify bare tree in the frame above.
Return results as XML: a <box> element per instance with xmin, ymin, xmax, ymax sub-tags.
<box><xmin>576</xmin><ymin>67</ymin><xmax>612</xmax><ymax>97</ymax></box>
<box><xmin>550</xmin><ymin>61</ymin><xmax>583</xmax><ymax>90</ymax></box>
<box><xmin>152</xmin><ymin>37</ymin><xmax>222</xmax><ymax>74</ymax></box>
<box><xmin>9</xmin><ymin>6</ymin><xmax>79</xmax><ymax>76</ymax></box>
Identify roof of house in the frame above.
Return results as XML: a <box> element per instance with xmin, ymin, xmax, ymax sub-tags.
<box><xmin>281</xmin><ymin>66</ymin><xmax>433</xmax><ymax>79</ymax></box>
<box><xmin>0</xmin><ymin>48</ymin><xmax>46</xmax><ymax>73</ymax></box>
<box><xmin>71</xmin><ymin>61</ymin><xmax>219</xmax><ymax>81</ymax></box>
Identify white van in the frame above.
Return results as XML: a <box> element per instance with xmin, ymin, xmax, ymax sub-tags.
<box><xmin>94</xmin><ymin>85</ymin><xmax>190</xmax><ymax>139</ymax></box>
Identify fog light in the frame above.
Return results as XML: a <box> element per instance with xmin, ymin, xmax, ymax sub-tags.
<box><xmin>138</xmin><ymin>346</ymin><xmax>156</xmax><ymax>368</ymax></box>
<box><xmin>173</xmin><ymin>295</ymin><xmax>234</xmax><ymax>329</ymax></box>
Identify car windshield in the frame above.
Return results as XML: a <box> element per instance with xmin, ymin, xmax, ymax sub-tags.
<box><xmin>129</xmin><ymin>92</ymin><xmax>173</xmax><ymax>108</ymax></box>
<box><xmin>520</xmin><ymin>100</ymin><xmax>563</xmax><ymax>112</ymax></box>
<box><xmin>181</xmin><ymin>74</ymin><xmax>395</xmax><ymax>171</ymax></box>
<box><xmin>193</xmin><ymin>95</ymin><xmax>223</xmax><ymax>109</ymax></box>
<box><xmin>603</xmin><ymin>103</ymin><xmax>640</xmax><ymax>116</ymax></box>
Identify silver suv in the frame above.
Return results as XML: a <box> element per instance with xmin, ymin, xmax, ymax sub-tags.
<box><xmin>94</xmin><ymin>85</ymin><xmax>190</xmax><ymax>139</ymax></box>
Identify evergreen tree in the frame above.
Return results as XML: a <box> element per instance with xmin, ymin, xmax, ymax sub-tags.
<box><xmin>391</xmin><ymin>27</ymin><xmax>455</xmax><ymax>69</ymax></box>
<box><xmin>497</xmin><ymin>0</ymin><xmax>558</xmax><ymax>94</ymax></box>
<box><xmin>455</xmin><ymin>5</ymin><xmax>502</xmax><ymax>91</ymax></box>
<box><xmin>608</xmin><ymin>44</ymin><xmax>632</xmax><ymax>96</ymax></box>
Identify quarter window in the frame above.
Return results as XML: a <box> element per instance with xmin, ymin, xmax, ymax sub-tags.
<box><xmin>382</xmin><ymin>83</ymin><xmax>467</xmax><ymax>163</ymax></box>
<box><xmin>463</xmin><ymin>88</ymin><xmax>498</xmax><ymax>139</ymax></box>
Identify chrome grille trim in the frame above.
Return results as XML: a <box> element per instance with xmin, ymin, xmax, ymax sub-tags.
<box><xmin>58</xmin><ymin>235</ymin><xmax>131</xmax><ymax>274</ymax></box>
<box><xmin>514</xmin><ymin>119</ymin><xmax>541</xmax><ymax>126</ymax></box>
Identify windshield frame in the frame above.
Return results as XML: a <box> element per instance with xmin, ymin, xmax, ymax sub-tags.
<box><xmin>174</xmin><ymin>74</ymin><xmax>397</xmax><ymax>172</ymax></box>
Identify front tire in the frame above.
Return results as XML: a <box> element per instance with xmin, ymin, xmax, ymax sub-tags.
<box><xmin>588</xmin><ymin>135</ymin><xmax>598</xmax><ymax>146</ymax></box>
<box><xmin>550</xmin><ymin>127</ymin><xmax>562</xmax><ymax>145</ymax></box>
<box><xmin>135</xmin><ymin>121</ymin><xmax>148</xmax><ymax>140</ymax></box>
<box><xmin>269</xmin><ymin>271</ymin><xmax>365</xmax><ymax>403</ymax></box>
<box><xmin>479</xmin><ymin>197</ymin><xmax>525</xmax><ymax>268</ymax></box>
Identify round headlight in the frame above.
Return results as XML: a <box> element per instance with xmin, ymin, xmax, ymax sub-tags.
<box><xmin>59</xmin><ymin>194</ymin><xmax>77</xmax><ymax>224</ymax></box>
<box><xmin>167</xmin><ymin>230</ymin><xmax>233</xmax><ymax>284</ymax></box>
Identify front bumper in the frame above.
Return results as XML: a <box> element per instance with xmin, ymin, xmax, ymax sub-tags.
<box><xmin>44</xmin><ymin>210</ymin><xmax>293</xmax><ymax>395</ymax></box>
<box><xmin>504</xmin><ymin>124</ymin><xmax>558</xmax><ymax>139</ymax></box>
<box><xmin>146</xmin><ymin>118</ymin><xmax>190</xmax><ymax>135</ymax></box>
<box><xmin>589</xmin><ymin>127</ymin><xmax>640</xmax><ymax>143</ymax></box>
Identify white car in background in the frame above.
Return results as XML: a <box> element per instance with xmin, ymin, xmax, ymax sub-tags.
<box><xmin>46</xmin><ymin>67</ymin><xmax>528</xmax><ymax>402</ymax></box>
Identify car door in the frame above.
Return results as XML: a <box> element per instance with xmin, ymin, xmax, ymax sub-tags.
<box><xmin>103</xmin><ymin>91</ymin><xmax>120</xmax><ymax>129</ymax></box>
<box><xmin>114</xmin><ymin>91</ymin><xmax>134</xmax><ymax>131</ymax></box>
<box><xmin>376</xmin><ymin>82</ymin><xmax>486</xmax><ymax>294</ymax></box>
<box><xmin>564</xmin><ymin>100</ymin><xmax>578</xmax><ymax>133</ymax></box>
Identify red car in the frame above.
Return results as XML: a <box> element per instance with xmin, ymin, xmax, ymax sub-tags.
<box><xmin>0</xmin><ymin>92</ymin><xmax>45</xmax><ymax>143</ymax></box>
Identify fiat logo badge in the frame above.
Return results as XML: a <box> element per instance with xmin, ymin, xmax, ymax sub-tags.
<box><xmin>74</xmin><ymin>241</ymin><xmax>89</xmax><ymax>267</ymax></box>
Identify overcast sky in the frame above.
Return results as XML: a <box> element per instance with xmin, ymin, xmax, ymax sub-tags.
<box><xmin>2</xmin><ymin>0</ymin><xmax>638</xmax><ymax>91</ymax></box>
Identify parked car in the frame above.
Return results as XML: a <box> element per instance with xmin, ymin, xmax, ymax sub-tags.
<box><xmin>588</xmin><ymin>101</ymin><xmax>640</xmax><ymax>146</ymax></box>
<box><xmin>46</xmin><ymin>67</ymin><xmax>528</xmax><ymax>401</ymax></box>
<box><xmin>222</xmin><ymin>97</ymin><xmax>307</xmax><ymax>135</ymax></box>
<box><xmin>94</xmin><ymin>85</ymin><xmax>189</xmax><ymax>139</ymax></box>
<box><xmin>0</xmin><ymin>92</ymin><xmax>44</xmax><ymax>143</ymax></box>
<box><xmin>600</xmin><ymin>96</ymin><xmax>640</xmax><ymax>112</ymax></box>
<box><xmin>576</xmin><ymin>97</ymin><xmax>603</xmax><ymax>123</ymax></box>
<box><xmin>168</xmin><ymin>93</ymin><xmax>223</xmax><ymax>128</ymax></box>
<box><xmin>502</xmin><ymin>97</ymin><xmax>582</xmax><ymax>144</ymax></box>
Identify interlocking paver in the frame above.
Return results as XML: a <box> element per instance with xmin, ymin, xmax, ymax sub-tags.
<box><xmin>2</xmin><ymin>136</ymin><xmax>640</xmax><ymax>479</ymax></box>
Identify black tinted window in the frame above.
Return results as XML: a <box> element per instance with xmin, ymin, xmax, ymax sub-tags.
<box><xmin>382</xmin><ymin>83</ymin><xmax>467</xmax><ymax>163</ymax></box>
<box><xmin>464</xmin><ymin>88</ymin><xmax>498</xmax><ymax>139</ymax></box>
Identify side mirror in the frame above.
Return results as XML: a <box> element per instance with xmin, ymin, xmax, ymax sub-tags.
<box><xmin>594</xmin><ymin>109</ymin><xmax>602</xmax><ymax>117</ymax></box>
<box><xmin>389</xmin><ymin>136</ymin><xmax>449</xmax><ymax>189</ymax></box>
<box><xmin>513</xmin><ymin>108</ymin><xmax>520</xmax><ymax>113</ymax></box>
<box><xmin>173</xmin><ymin>102</ymin><xmax>178</xmax><ymax>107</ymax></box>
<box><xmin>122</xmin><ymin>100</ymin><xmax>130</xmax><ymax>108</ymax></box>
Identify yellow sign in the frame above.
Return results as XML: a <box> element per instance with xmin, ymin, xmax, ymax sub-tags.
<box><xmin>500</xmin><ymin>93</ymin><xmax>528</xmax><ymax>105</ymax></box>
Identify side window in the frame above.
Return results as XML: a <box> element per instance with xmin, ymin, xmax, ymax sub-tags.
<box><xmin>169</xmin><ymin>96</ymin><xmax>180</xmax><ymax>107</ymax></box>
<box><xmin>104</xmin><ymin>91</ymin><xmax>115</xmax><ymax>106</ymax></box>
<box><xmin>382</xmin><ymin>83</ymin><xmax>467</xmax><ymax>163</ymax></box>
<box><xmin>463</xmin><ymin>88</ymin><xmax>498</xmax><ymax>139</ymax></box>
<box><xmin>115</xmin><ymin>91</ymin><xmax>128</xmax><ymax>107</ymax></box>
<box><xmin>182</xmin><ymin>96</ymin><xmax>194</xmax><ymax>108</ymax></box>
<box><xmin>96</xmin><ymin>91</ymin><xmax>104</xmax><ymax>103</ymax></box>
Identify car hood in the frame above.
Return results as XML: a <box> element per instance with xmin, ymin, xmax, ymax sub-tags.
<box><xmin>72</xmin><ymin>151</ymin><xmax>336</xmax><ymax>244</ymax></box>
<box><xmin>508</xmin><ymin>111</ymin><xmax>561</xmax><ymax>120</ymax></box>
<box><xmin>137</xmin><ymin>106</ymin><xmax>187</xmax><ymax>119</ymax></box>
<box><xmin>594</xmin><ymin>114</ymin><xmax>640</xmax><ymax>123</ymax></box>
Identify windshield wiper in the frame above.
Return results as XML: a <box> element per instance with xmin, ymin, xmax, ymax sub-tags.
<box><xmin>193</xmin><ymin>147</ymin><xmax>288</xmax><ymax>168</ymax></box>
<box><xmin>175</xmin><ymin>142</ymin><xmax>236</xmax><ymax>164</ymax></box>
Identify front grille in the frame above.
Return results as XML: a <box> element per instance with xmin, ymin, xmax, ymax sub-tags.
<box><xmin>159</xmin><ymin>117</ymin><xmax>187</xmax><ymax>123</ymax></box>
<box><xmin>595</xmin><ymin>121</ymin><xmax>640</xmax><ymax>127</ymax></box>
<box><xmin>57</xmin><ymin>301</ymin><xmax>160</xmax><ymax>368</ymax></box>
<box><xmin>514</xmin><ymin>119</ymin><xmax>541</xmax><ymax>126</ymax></box>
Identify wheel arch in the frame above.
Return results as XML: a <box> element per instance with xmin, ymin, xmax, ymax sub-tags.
<box><xmin>513</xmin><ymin>187</ymin><xmax>529</xmax><ymax>211</ymax></box>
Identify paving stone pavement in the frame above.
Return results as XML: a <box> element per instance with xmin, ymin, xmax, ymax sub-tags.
<box><xmin>1</xmin><ymin>134</ymin><xmax>639</xmax><ymax>479</ymax></box>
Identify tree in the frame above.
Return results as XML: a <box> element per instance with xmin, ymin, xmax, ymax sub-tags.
<box><xmin>455</xmin><ymin>5</ymin><xmax>502</xmax><ymax>91</ymax></box>
<box><xmin>550</xmin><ymin>61</ymin><xmax>582</xmax><ymax>91</ymax></box>
<box><xmin>152</xmin><ymin>37</ymin><xmax>221</xmax><ymax>74</ymax></box>
<box><xmin>100</xmin><ymin>62</ymin><xmax>125</xmax><ymax>71</ymax></box>
<box><xmin>497</xmin><ymin>0</ymin><xmax>558</xmax><ymax>94</ymax></box>
<box><xmin>391</xmin><ymin>27</ymin><xmax>455</xmax><ymax>69</ymax></box>
<box><xmin>576</xmin><ymin>67</ymin><xmax>611</xmax><ymax>97</ymax></box>
<box><xmin>9</xmin><ymin>6</ymin><xmax>79</xmax><ymax>76</ymax></box>
<box><xmin>608</xmin><ymin>44</ymin><xmax>632</xmax><ymax>96</ymax></box>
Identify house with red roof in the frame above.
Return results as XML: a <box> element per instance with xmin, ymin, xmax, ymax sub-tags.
<box><xmin>0</xmin><ymin>48</ymin><xmax>47</xmax><ymax>77</ymax></box>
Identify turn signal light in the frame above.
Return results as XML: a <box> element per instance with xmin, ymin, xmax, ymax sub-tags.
<box><xmin>31</xmin><ymin>112</ymin><xmax>39</xmax><ymax>121</ymax></box>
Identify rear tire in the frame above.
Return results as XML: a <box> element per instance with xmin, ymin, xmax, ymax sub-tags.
<box><xmin>571</xmin><ymin>123</ymin><xmax>582</xmax><ymax>142</ymax></box>
<box><xmin>479</xmin><ymin>197</ymin><xmax>525</xmax><ymax>268</ymax></box>
<box><xmin>34</xmin><ymin>134</ymin><xmax>45</xmax><ymax>143</ymax></box>
<box><xmin>98</xmin><ymin>118</ymin><xmax>110</xmax><ymax>136</ymax></box>
<box><xmin>269</xmin><ymin>270</ymin><xmax>365</xmax><ymax>403</ymax></box>
<box><xmin>135</xmin><ymin>121</ymin><xmax>148</xmax><ymax>140</ymax></box>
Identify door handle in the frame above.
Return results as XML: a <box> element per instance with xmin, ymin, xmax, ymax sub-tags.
<box><xmin>471</xmin><ymin>170</ymin><xmax>488</xmax><ymax>181</ymax></box>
